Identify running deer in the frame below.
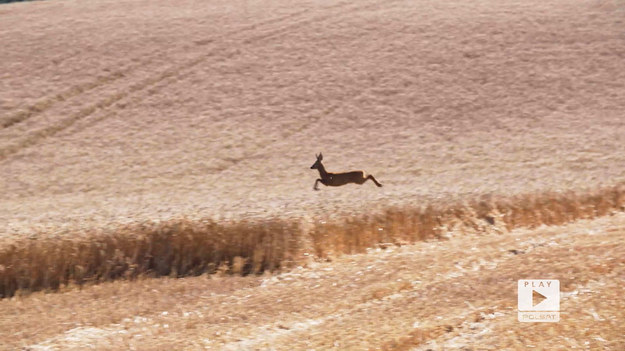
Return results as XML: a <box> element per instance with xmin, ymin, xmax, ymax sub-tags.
<box><xmin>310</xmin><ymin>153</ymin><xmax>382</xmax><ymax>191</ymax></box>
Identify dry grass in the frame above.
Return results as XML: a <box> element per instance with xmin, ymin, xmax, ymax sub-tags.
<box><xmin>0</xmin><ymin>218</ymin><xmax>301</xmax><ymax>297</ymax></box>
<box><xmin>1</xmin><ymin>183</ymin><xmax>622</xmax><ymax>298</ymax></box>
<box><xmin>311</xmin><ymin>184</ymin><xmax>625</xmax><ymax>257</ymax></box>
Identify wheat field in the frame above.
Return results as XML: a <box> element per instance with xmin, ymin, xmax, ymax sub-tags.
<box><xmin>1</xmin><ymin>0</ymin><xmax>625</xmax><ymax>349</ymax></box>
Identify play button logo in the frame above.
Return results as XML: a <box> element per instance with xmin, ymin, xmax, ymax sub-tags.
<box><xmin>518</xmin><ymin>279</ymin><xmax>560</xmax><ymax>322</ymax></box>
<box><xmin>532</xmin><ymin>289</ymin><xmax>548</xmax><ymax>307</ymax></box>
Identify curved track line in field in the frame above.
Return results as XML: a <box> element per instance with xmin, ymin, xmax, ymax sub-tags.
<box><xmin>0</xmin><ymin>5</ymin><xmax>330</xmax><ymax>130</ymax></box>
<box><xmin>0</xmin><ymin>9</ymin><xmax>312</xmax><ymax>130</ymax></box>
<box><xmin>0</xmin><ymin>0</ymin><xmax>398</xmax><ymax>162</ymax></box>
<box><xmin>1</xmin><ymin>70</ymin><xmax>131</xmax><ymax>129</ymax></box>
<box><xmin>0</xmin><ymin>0</ymin><xmax>363</xmax><ymax>137</ymax></box>
<box><xmin>0</xmin><ymin>64</ymin><xmax>193</xmax><ymax>161</ymax></box>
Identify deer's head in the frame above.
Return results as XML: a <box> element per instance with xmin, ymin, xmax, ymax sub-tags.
<box><xmin>310</xmin><ymin>152</ymin><xmax>323</xmax><ymax>169</ymax></box>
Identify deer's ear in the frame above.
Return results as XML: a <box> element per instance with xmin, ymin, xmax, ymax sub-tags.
<box><xmin>319</xmin><ymin>152</ymin><xmax>323</xmax><ymax>160</ymax></box>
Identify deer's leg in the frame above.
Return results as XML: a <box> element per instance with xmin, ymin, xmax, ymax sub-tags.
<box><xmin>313</xmin><ymin>179</ymin><xmax>323</xmax><ymax>191</ymax></box>
<box><xmin>366</xmin><ymin>175</ymin><xmax>383</xmax><ymax>187</ymax></box>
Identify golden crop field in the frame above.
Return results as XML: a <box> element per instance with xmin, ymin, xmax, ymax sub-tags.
<box><xmin>0</xmin><ymin>0</ymin><xmax>624</xmax><ymax>349</ymax></box>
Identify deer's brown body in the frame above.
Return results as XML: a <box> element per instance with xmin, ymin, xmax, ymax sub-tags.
<box><xmin>310</xmin><ymin>153</ymin><xmax>382</xmax><ymax>191</ymax></box>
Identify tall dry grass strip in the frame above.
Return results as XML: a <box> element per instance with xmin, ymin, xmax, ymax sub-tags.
<box><xmin>308</xmin><ymin>185</ymin><xmax>625</xmax><ymax>258</ymax></box>
<box><xmin>0</xmin><ymin>184</ymin><xmax>624</xmax><ymax>297</ymax></box>
<box><xmin>0</xmin><ymin>219</ymin><xmax>302</xmax><ymax>298</ymax></box>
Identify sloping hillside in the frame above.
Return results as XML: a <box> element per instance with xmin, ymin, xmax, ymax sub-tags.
<box><xmin>1</xmin><ymin>0</ymin><xmax>624</xmax><ymax>236</ymax></box>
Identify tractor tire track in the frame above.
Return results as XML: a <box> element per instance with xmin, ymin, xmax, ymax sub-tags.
<box><xmin>0</xmin><ymin>0</ymin><xmax>399</xmax><ymax>162</ymax></box>
<box><xmin>0</xmin><ymin>0</ymin><xmax>361</xmax><ymax>136</ymax></box>
<box><xmin>0</xmin><ymin>4</ymin><xmax>335</xmax><ymax>131</ymax></box>
<box><xmin>0</xmin><ymin>9</ymin><xmax>309</xmax><ymax>130</ymax></box>
<box><xmin>0</xmin><ymin>2</ymin><xmax>394</xmax><ymax>163</ymax></box>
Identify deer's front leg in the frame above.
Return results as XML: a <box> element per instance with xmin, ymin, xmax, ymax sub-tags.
<box><xmin>313</xmin><ymin>179</ymin><xmax>322</xmax><ymax>191</ymax></box>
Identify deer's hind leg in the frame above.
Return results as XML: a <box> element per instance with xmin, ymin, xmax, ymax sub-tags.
<box><xmin>366</xmin><ymin>174</ymin><xmax>383</xmax><ymax>187</ymax></box>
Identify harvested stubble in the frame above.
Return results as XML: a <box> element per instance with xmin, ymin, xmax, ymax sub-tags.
<box><xmin>1</xmin><ymin>184</ymin><xmax>624</xmax><ymax>298</ymax></box>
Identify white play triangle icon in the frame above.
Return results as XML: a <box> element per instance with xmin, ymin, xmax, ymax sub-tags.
<box><xmin>532</xmin><ymin>289</ymin><xmax>548</xmax><ymax>307</ymax></box>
